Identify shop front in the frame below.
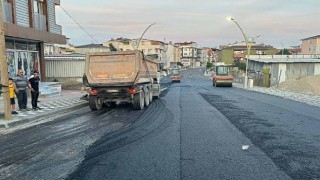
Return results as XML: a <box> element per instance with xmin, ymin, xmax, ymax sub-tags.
<box><xmin>6</xmin><ymin>39</ymin><xmax>40</xmax><ymax>79</ymax></box>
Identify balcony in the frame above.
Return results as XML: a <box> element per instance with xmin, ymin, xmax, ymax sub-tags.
<box><xmin>2</xmin><ymin>2</ymin><xmax>13</xmax><ymax>23</ymax></box>
<box><xmin>34</xmin><ymin>13</ymin><xmax>47</xmax><ymax>31</ymax></box>
<box><xmin>234</xmin><ymin>53</ymin><xmax>245</xmax><ymax>59</ymax></box>
<box><xmin>55</xmin><ymin>24</ymin><xmax>62</xmax><ymax>34</ymax></box>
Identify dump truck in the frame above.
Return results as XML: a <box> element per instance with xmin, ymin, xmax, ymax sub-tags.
<box><xmin>82</xmin><ymin>50</ymin><xmax>161</xmax><ymax>111</ymax></box>
<box><xmin>170</xmin><ymin>68</ymin><xmax>182</xmax><ymax>83</ymax></box>
<box><xmin>212</xmin><ymin>65</ymin><xmax>233</xmax><ymax>87</ymax></box>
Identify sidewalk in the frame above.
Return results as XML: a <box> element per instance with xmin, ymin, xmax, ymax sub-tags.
<box><xmin>0</xmin><ymin>90</ymin><xmax>88</xmax><ymax>129</ymax></box>
<box><xmin>233</xmin><ymin>83</ymin><xmax>320</xmax><ymax>107</ymax></box>
<box><xmin>205</xmin><ymin>74</ymin><xmax>320</xmax><ymax>107</ymax></box>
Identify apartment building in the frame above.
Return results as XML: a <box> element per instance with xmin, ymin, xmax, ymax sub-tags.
<box><xmin>174</xmin><ymin>41</ymin><xmax>197</xmax><ymax>68</ymax></box>
<box><xmin>220</xmin><ymin>42</ymin><xmax>277</xmax><ymax>65</ymax></box>
<box><xmin>103</xmin><ymin>38</ymin><xmax>167</xmax><ymax>70</ymax></box>
<box><xmin>202</xmin><ymin>47</ymin><xmax>221</xmax><ymax>64</ymax></box>
<box><xmin>44</xmin><ymin>38</ymin><xmax>75</xmax><ymax>55</ymax></box>
<box><xmin>301</xmin><ymin>35</ymin><xmax>320</xmax><ymax>55</ymax></box>
<box><xmin>165</xmin><ymin>41</ymin><xmax>180</xmax><ymax>69</ymax></box>
<box><xmin>2</xmin><ymin>0</ymin><xmax>66</xmax><ymax>80</ymax></box>
<box><xmin>74</xmin><ymin>43</ymin><xmax>110</xmax><ymax>54</ymax></box>
<box><xmin>103</xmin><ymin>37</ymin><xmax>131</xmax><ymax>51</ymax></box>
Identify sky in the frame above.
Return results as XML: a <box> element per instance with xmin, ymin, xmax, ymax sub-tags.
<box><xmin>56</xmin><ymin>0</ymin><xmax>320</xmax><ymax>49</ymax></box>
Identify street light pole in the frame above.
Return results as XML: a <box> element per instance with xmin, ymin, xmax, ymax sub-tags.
<box><xmin>228</xmin><ymin>17</ymin><xmax>250</xmax><ymax>88</ymax></box>
<box><xmin>136</xmin><ymin>23</ymin><xmax>156</xmax><ymax>50</ymax></box>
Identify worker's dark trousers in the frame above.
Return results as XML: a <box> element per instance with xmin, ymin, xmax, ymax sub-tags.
<box><xmin>17</xmin><ymin>89</ymin><xmax>27</xmax><ymax>110</ymax></box>
<box><xmin>31</xmin><ymin>91</ymin><xmax>39</xmax><ymax>109</ymax></box>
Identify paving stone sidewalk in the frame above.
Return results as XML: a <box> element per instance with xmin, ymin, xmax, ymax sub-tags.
<box><xmin>233</xmin><ymin>83</ymin><xmax>320</xmax><ymax>107</ymax></box>
<box><xmin>204</xmin><ymin>74</ymin><xmax>320</xmax><ymax>107</ymax></box>
<box><xmin>0</xmin><ymin>90</ymin><xmax>88</xmax><ymax>129</ymax></box>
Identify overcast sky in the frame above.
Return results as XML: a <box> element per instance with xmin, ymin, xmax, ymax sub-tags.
<box><xmin>56</xmin><ymin>0</ymin><xmax>320</xmax><ymax>48</ymax></box>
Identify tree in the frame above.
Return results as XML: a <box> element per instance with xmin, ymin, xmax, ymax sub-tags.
<box><xmin>177</xmin><ymin>62</ymin><xmax>183</xmax><ymax>67</ymax></box>
<box><xmin>206</xmin><ymin>62</ymin><xmax>213</xmax><ymax>69</ymax></box>
<box><xmin>277</xmin><ymin>48</ymin><xmax>291</xmax><ymax>55</ymax></box>
<box><xmin>233</xmin><ymin>59</ymin><xmax>246</xmax><ymax>71</ymax></box>
<box><xmin>109</xmin><ymin>43</ymin><xmax>117</xmax><ymax>51</ymax></box>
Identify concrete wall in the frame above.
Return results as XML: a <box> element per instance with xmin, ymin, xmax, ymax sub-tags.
<box><xmin>250</xmin><ymin>61</ymin><xmax>320</xmax><ymax>86</ymax></box>
<box><xmin>314</xmin><ymin>64</ymin><xmax>320</xmax><ymax>75</ymax></box>
<box><xmin>285</xmin><ymin>63</ymin><xmax>314</xmax><ymax>80</ymax></box>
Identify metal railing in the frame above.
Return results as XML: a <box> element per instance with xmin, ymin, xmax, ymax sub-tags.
<box><xmin>55</xmin><ymin>0</ymin><xmax>61</xmax><ymax>5</ymax></box>
<box><xmin>232</xmin><ymin>71</ymin><xmax>269</xmax><ymax>87</ymax></box>
<box><xmin>34</xmin><ymin>13</ymin><xmax>47</xmax><ymax>31</ymax></box>
<box><xmin>2</xmin><ymin>2</ymin><xmax>13</xmax><ymax>23</ymax></box>
<box><xmin>54</xmin><ymin>24</ymin><xmax>62</xmax><ymax>34</ymax></box>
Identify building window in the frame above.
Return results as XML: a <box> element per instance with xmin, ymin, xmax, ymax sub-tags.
<box><xmin>15</xmin><ymin>41</ymin><xmax>28</xmax><ymax>50</ymax></box>
<box><xmin>34</xmin><ymin>0</ymin><xmax>45</xmax><ymax>14</ymax></box>
<box><xmin>33</xmin><ymin>0</ymin><xmax>47</xmax><ymax>31</ymax></box>
<box><xmin>28</xmin><ymin>43</ymin><xmax>38</xmax><ymax>51</ymax></box>
<box><xmin>2</xmin><ymin>0</ymin><xmax>14</xmax><ymax>23</ymax></box>
<box><xmin>5</xmin><ymin>39</ymin><xmax>14</xmax><ymax>49</ymax></box>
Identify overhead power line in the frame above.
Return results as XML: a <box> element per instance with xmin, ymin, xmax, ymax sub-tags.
<box><xmin>59</xmin><ymin>5</ymin><xmax>100</xmax><ymax>44</ymax></box>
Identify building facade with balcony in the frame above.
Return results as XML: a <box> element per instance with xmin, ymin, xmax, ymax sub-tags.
<box><xmin>174</xmin><ymin>41</ymin><xmax>197</xmax><ymax>68</ymax></box>
<box><xmin>2</xmin><ymin>0</ymin><xmax>66</xmax><ymax>80</ymax></box>
<box><xmin>103</xmin><ymin>38</ymin><xmax>167</xmax><ymax>70</ymax></box>
<box><xmin>220</xmin><ymin>42</ymin><xmax>277</xmax><ymax>65</ymax></box>
<box><xmin>301</xmin><ymin>35</ymin><xmax>320</xmax><ymax>55</ymax></box>
<box><xmin>44</xmin><ymin>38</ymin><xmax>75</xmax><ymax>55</ymax></box>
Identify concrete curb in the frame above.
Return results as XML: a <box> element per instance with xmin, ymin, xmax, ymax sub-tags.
<box><xmin>0</xmin><ymin>101</ymin><xmax>88</xmax><ymax>129</ymax></box>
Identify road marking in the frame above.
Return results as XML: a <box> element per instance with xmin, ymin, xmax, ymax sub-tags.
<box><xmin>161</xmin><ymin>87</ymin><xmax>168</xmax><ymax>92</ymax></box>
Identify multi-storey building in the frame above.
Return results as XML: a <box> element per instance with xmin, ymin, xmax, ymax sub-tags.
<box><xmin>74</xmin><ymin>44</ymin><xmax>110</xmax><ymax>54</ymax></box>
<box><xmin>220</xmin><ymin>42</ymin><xmax>277</xmax><ymax>65</ymax></box>
<box><xmin>44</xmin><ymin>38</ymin><xmax>75</xmax><ymax>55</ymax></box>
<box><xmin>2</xmin><ymin>0</ymin><xmax>66</xmax><ymax>80</ymax></box>
<box><xmin>301</xmin><ymin>35</ymin><xmax>320</xmax><ymax>55</ymax></box>
<box><xmin>165</xmin><ymin>41</ymin><xmax>180</xmax><ymax>69</ymax></box>
<box><xmin>103</xmin><ymin>38</ymin><xmax>167</xmax><ymax>70</ymax></box>
<box><xmin>174</xmin><ymin>41</ymin><xmax>197</xmax><ymax>68</ymax></box>
<box><xmin>102</xmin><ymin>37</ymin><xmax>132</xmax><ymax>51</ymax></box>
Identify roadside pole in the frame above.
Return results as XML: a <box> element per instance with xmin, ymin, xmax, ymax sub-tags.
<box><xmin>0</xmin><ymin>2</ymin><xmax>12</xmax><ymax>120</ymax></box>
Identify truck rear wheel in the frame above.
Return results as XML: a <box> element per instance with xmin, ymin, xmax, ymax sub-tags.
<box><xmin>153</xmin><ymin>85</ymin><xmax>160</xmax><ymax>99</ymax></box>
<box><xmin>89</xmin><ymin>95</ymin><xmax>102</xmax><ymax>111</ymax></box>
<box><xmin>149</xmin><ymin>88</ymin><xmax>153</xmax><ymax>103</ymax></box>
<box><xmin>132</xmin><ymin>90</ymin><xmax>145</xmax><ymax>110</ymax></box>
<box><xmin>144</xmin><ymin>89</ymin><xmax>150</xmax><ymax>107</ymax></box>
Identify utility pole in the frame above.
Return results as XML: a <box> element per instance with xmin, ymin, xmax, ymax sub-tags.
<box><xmin>0</xmin><ymin>1</ymin><xmax>12</xmax><ymax>120</ymax></box>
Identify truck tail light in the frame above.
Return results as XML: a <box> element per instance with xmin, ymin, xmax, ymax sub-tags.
<box><xmin>90</xmin><ymin>89</ymin><xmax>98</xmax><ymax>95</ymax></box>
<box><xmin>129</xmin><ymin>88</ymin><xmax>136</xmax><ymax>94</ymax></box>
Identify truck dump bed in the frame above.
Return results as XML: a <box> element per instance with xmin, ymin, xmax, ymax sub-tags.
<box><xmin>85</xmin><ymin>50</ymin><xmax>158</xmax><ymax>86</ymax></box>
